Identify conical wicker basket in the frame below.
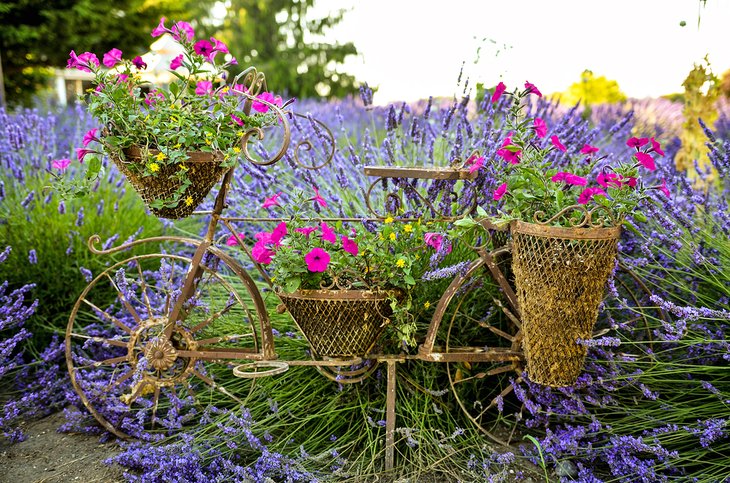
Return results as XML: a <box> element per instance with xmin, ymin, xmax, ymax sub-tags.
<box><xmin>277</xmin><ymin>289</ymin><xmax>397</xmax><ymax>358</ymax></box>
<box><xmin>111</xmin><ymin>146</ymin><xmax>228</xmax><ymax>219</ymax></box>
<box><xmin>511</xmin><ymin>220</ymin><xmax>620</xmax><ymax>387</ymax></box>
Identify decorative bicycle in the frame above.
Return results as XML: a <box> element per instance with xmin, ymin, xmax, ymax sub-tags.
<box><xmin>64</xmin><ymin>96</ymin><xmax>660</xmax><ymax>469</ymax></box>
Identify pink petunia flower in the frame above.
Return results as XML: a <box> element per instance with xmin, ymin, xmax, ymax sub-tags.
<box><xmin>82</xmin><ymin>128</ymin><xmax>98</xmax><ymax>147</ymax></box>
<box><xmin>551</xmin><ymin>171</ymin><xmax>587</xmax><ymax>186</ymax></box>
<box><xmin>255</xmin><ymin>231</ymin><xmax>273</xmax><ymax>244</ymax></box>
<box><xmin>144</xmin><ymin>89</ymin><xmax>165</xmax><ymax>106</ymax></box>
<box><xmin>76</xmin><ymin>148</ymin><xmax>95</xmax><ymax>162</ymax></box>
<box><xmin>658</xmin><ymin>178</ymin><xmax>670</xmax><ymax>198</ymax></box>
<box><xmin>252</xmin><ymin>92</ymin><xmax>283</xmax><ymax>113</ymax></box>
<box><xmin>251</xmin><ymin>242</ymin><xmax>273</xmax><ymax>264</ymax></box>
<box><xmin>596</xmin><ymin>172</ymin><xmax>622</xmax><ymax>188</ymax></box>
<box><xmin>626</xmin><ymin>137</ymin><xmax>649</xmax><ymax>149</ymax></box>
<box><xmin>262</xmin><ymin>192</ymin><xmax>282</xmax><ymax>209</ymax></box>
<box><xmin>550</xmin><ymin>135</ymin><xmax>567</xmax><ymax>152</ymax></box>
<box><xmin>311</xmin><ymin>187</ymin><xmax>327</xmax><ymax>208</ymax></box>
<box><xmin>295</xmin><ymin>227</ymin><xmax>317</xmax><ymax>238</ymax></box>
<box><xmin>624</xmin><ymin>176</ymin><xmax>638</xmax><ymax>188</ymax></box>
<box><xmin>577</xmin><ymin>187</ymin><xmax>607</xmax><ymax>204</ymax></box>
<box><xmin>170</xmin><ymin>54</ymin><xmax>184</xmax><ymax>70</ymax></box>
<box><xmin>52</xmin><ymin>158</ymin><xmax>71</xmax><ymax>170</ymax></box>
<box><xmin>194</xmin><ymin>40</ymin><xmax>214</xmax><ymax>60</ymax></box>
<box><xmin>466</xmin><ymin>153</ymin><xmax>485</xmax><ymax>173</ymax></box>
<box><xmin>67</xmin><ymin>51</ymin><xmax>99</xmax><ymax>72</ymax></box>
<box><xmin>195</xmin><ymin>81</ymin><xmax>213</xmax><ymax>96</ymax></box>
<box><xmin>210</xmin><ymin>37</ymin><xmax>229</xmax><ymax>54</ymax></box>
<box><xmin>320</xmin><ymin>222</ymin><xmax>337</xmax><ymax>244</ymax></box>
<box><xmin>231</xmin><ymin>114</ymin><xmax>244</xmax><ymax>127</ymax></box>
<box><xmin>493</xmin><ymin>182</ymin><xmax>508</xmax><ymax>201</ymax></box>
<box><xmin>151</xmin><ymin>17</ymin><xmax>170</xmax><ymax>37</ymax></box>
<box><xmin>424</xmin><ymin>233</ymin><xmax>451</xmax><ymax>253</ymax></box>
<box><xmin>132</xmin><ymin>56</ymin><xmax>147</xmax><ymax>70</ymax></box>
<box><xmin>305</xmin><ymin>247</ymin><xmax>330</xmax><ymax>272</ymax></box>
<box><xmin>533</xmin><ymin>118</ymin><xmax>547</xmax><ymax>138</ymax></box>
<box><xmin>226</xmin><ymin>233</ymin><xmax>246</xmax><ymax>246</ymax></box>
<box><xmin>171</xmin><ymin>21</ymin><xmax>195</xmax><ymax>42</ymax></box>
<box><xmin>650</xmin><ymin>137</ymin><xmax>665</xmax><ymax>156</ymax></box>
<box><xmin>496</xmin><ymin>136</ymin><xmax>522</xmax><ymax>164</ymax></box>
<box><xmin>342</xmin><ymin>235</ymin><xmax>359</xmax><ymax>256</ymax></box>
<box><xmin>525</xmin><ymin>81</ymin><xmax>542</xmax><ymax>97</ymax></box>
<box><xmin>580</xmin><ymin>144</ymin><xmax>599</xmax><ymax>155</ymax></box>
<box><xmin>491</xmin><ymin>81</ymin><xmax>506</xmax><ymax>103</ymax></box>
<box><xmin>102</xmin><ymin>48</ymin><xmax>123</xmax><ymax>68</ymax></box>
<box><xmin>270</xmin><ymin>222</ymin><xmax>288</xmax><ymax>245</ymax></box>
<box><xmin>635</xmin><ymin>152</ymin><xmax>656</xmax><ymax>171</ymax></box>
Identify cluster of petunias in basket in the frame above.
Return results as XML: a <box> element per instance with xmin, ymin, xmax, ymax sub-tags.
<box><xmin>487</xmin><ymin>81</ymin><xmax>669</xmax><ymax>226</ymax></box>
<box><xmin>53</xmin><ymin>17</ymin><xmax>285</xmax><ymax>209</ymax></box>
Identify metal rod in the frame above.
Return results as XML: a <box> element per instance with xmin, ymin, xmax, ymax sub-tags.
<box><xmin>385</xmin><ymin>359</ymin><xmax>397</xmax><ymax>471</ymax></box>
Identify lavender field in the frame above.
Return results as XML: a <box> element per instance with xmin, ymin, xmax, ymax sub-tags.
<box><xmin>1</xmin><ymin>87</ymin><xmax>729</xmax><ymax>482</ymax></box>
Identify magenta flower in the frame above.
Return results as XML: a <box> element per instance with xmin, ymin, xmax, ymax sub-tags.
<box><xmin>491</xmin><ymin>81</ymin><xmax>506</xmax><ymax>103</ymax></box>
<box><xmin>210</xmin><ymin>37</ymin><xmax>229</xmax><ymax>54</ymax></box>
<box><xmin>424</xmin><ymin>233</ymin><xmax>452</xmax><ymax>253</ymax></box>
<box><xmin>658</xmin><ymin>178</ymin><xmax>671</xmax><ymax>198</ymax></box>
<box><xmin>305</xmin><ymin>247</ymin><xmax>330</xmax><ymax>272</ymax></box>
<box><xmin>320</xmin><ymin>222</ymin><xmax>337</xmax><ymax>244</ymax></box>
<box><xmin>151</xmin><ymin>17</ymin><xmax>170</xmax><ymax>37</ymax></box>
<box><xmin>635</xmin><ymin>152</ymin><xmax>656</xmax><ymax>171</ymax></box>
<box><xmin>52</xmin><ymin>159</ymin><xmax>71</xmax><ymax>170</ymax></box>
<box><xmin>255</xmin><ymin>231</ymin><xmax>273</xmax><ymax>244</ymax></box>
<box><xmin>597</xmin><ymin>172</ymin><xmax>622</xmax><ymax>188</ymax></box>
<box><xmin>252</xmin><ymin>92</ymin><xmax>283</xmax><ymax>113</ymax></box>
<box><xmin>102</xmin><ymin>48</ymin><xmax>123</xmax><ymax>68</ymax></box>
<box><xmin>76</xmin><ymin>148</ymin><xmax>95</xmax><ymax>162</ymax></box>
<box><xmin>271</xmin><ymin>222</ymin><xmax>288</xmax><ymax>245</ymax></box>
<box><xmin>231</xmin><ymin>114</ymin><xmax>244</xmax><ymax>127</ymax></box>
<box><xmin>262</xmin><ymin>192</ymin><xmax>282</xmax><ymax>209</ymax></box>
<box><xmin>533</xmin><ymin>118</ymin><xmax>547</xmax><ymax>138</ymax></box>
<box><xmin>466</xmin><ymin>153</ymin><xmax>485</xmax><ymax>173</ymax></box>
<box><xmin>650</xmin><ymin>137</ymin><xmax>665</xmax><ymax>156</ymax></box>
<box><xmin>251</xmin><ymin>242</ymin><xmax>273</xmax><ymax>264</ymax></box>
<box><xmin>551</xmin><ymin>171</ymin><xmax>587</xmax><ymax>186</ymax></box>
<box><xmin>144</xmin><ymin>90</ymin><xmax>165</xmax><ymax>106</ymax></box>
<box><xmin>295</xmin><ymin>227</ymin><xmax>317</xmax><ymax>238</ymax></box>
<box><xmin>342</xmin><ymin>235</ymin><xmax>359</xmax><ymax>256</ymax></box>
<box><xmin>132</xmin><ymin>56</ymin><xmax>147</xmax><ymax>70</ymax></box>
<box><xmin>525</xmin><ymin>81</ymin><xmax>542</xmax><ymax>97</ymax></box>
<box><xmin>67</xmin><ymin>51</ymin><xmax>99</xmax><ymax>72</ymax></box>
<box><xmin>170</xmin><ymin>54</ymin><xmax>184</xmax><ymax>70</ymax></box>
<box><xmin>82</xmin><ymin>128</ymin><xmax>98</xmax><ymax>147</ymax></box>
<box><xmin>577</xmin><ymin>187</ymin><xmax>607</xmax><ymax>204</ymax></box>
<box><xmin>550</xmin><ymin>135</ymin><xmax>567</xmax><ymax>152</ymax></box>
<box><xmin>626</xmin><ymin>137</ymin><xmax>649</xmax><ymax>148</ymax></box>
<box><xmin>311</xmin><ymin>187</ymin><xmax>327</xmax><ymax>208</ymax></box>
<box><xmin>195</xmin><ymin>81</ymin><xmax>213</xmax><ymax>96</ymax></box>
<box><xmin>194</xmin><ymin>40</ymin><xmax>214</xmax><ymax>60</ymax></box>
<box><xmin>496</xmin><ymin>137</ymin><xmax>521</xmax><ymax>164</ymax></box>
<box><xmin>493</xmin><ymin>182</ymin><xmax>508</xmax><ymax>201</ymax></box>
<box><xmin>226</xmin><ymin>233</ymin><xmax>246</xmax><ymax>246</ymax></box>
<box><xmin>625</xmin><ymin>176</ymin><xmax>638</xmax><ymax>188</ymax></box>
<box><xmin>171</xmin><ymin>21</ymin><xmax>195</xmax><ymax>41</ymax></box>
<box><xmin>580</xmin><ymin>144</ymin><xmax>599</xmax><ymax>155</ymax></box>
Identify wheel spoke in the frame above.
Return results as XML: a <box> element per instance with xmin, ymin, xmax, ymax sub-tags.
<box><xmin>195</xmin><ymin>333</ymin><xmax>254</xmax><ymax>345</ymax></box>
<box><xmin>135</xmin><ymin>262</ymin><xmax>155</xmax><ymax>318</ymax></box>
<box><xmin>190</xmin><ymin>302</ymin><xmax>237</xmax><ymax>333</ymax></box>
<box><xmin>104</xmin><ymin>273</ymin><xmax>142</xmax><ymax>324</ymax></box>
<box><xmin>192</xmin><ymin>369</ymin><xmax>242</xmax><ymax>404</ymax></box>
<box><xmin>69</xmin><ymin>332</ymin><xmax>129</xmax><ymax>348</ymax></box>
<box><xmin>151</xmin><ymin>385</ymin><xmax>161</xmax><ymax>428</ymax></box>
<box><xmin>81</xmin><ymin>299</ymin><xmax>133</xmax><ymax>334</ymax></box>
<box><xmin>105</xmin><ymin>369</ymin><xmax>134</xmax><ymax>392</ymax></box>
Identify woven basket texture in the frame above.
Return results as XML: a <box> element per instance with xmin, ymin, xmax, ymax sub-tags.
<box><xmin>511</xmin><ymin>221</ymin><xmax>620</xmax><ymax>387</ymax></box>
<box><xmin>112</xmin><ymin>147</ymin><xmax>227</xmax><ymax>219</ymax></box>
<box><xmin>278</xmin><ymin>290</ymin><xmax>394</xmax><ymax>358</ymax></box>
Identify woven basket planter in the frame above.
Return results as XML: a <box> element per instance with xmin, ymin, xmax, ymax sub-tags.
<box><xmin>511</xmin><ymin>220</ymin><xmax>620</xmax><ymax>387</ymax></box>
<box><xmin>277</xmin><ymin>289</ymin><xmax>397</xmax><ymax>358</ymax></box>
<box><xmin>111</xmin><ymin>146</ymin><xmax>228</xmax><ymax>219</ymax></box>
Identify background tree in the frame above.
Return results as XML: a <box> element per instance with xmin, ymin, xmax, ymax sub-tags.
<box><xmin>0</xmin><ymin>0</ymin><xmax>218</xmax><ymax>107</ymax></box>
<box><xmin>560</xmin><ymin>69</ymin><xmax>627</xmax><ymax>108</ymax></box>
<box><xmin>219</xmin><ymin>0</ymin><xmax>358</xmax><ymax>99</ymax></box>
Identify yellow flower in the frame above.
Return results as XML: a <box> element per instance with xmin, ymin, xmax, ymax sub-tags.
<box><xmin>184</xmin><ymin>196</ymin><xmax>194</xmax><ymax>206</ymax></box>
<box><xmin>205</xmin><ymin>138</ymin><xmax>212</xmax><ymax>145</ymax></box>
<box><xmin>384</xmin><ymin>216</ymin><xmax>394</xmax><ymax>224</ymax></box>
<box><xmin>379</xmin><ymin>233</ymin><xmax>384</xmax><ymax>240</ymax></box>
<box><xmin>148</xmin><ymin>162</ymin><xmax>160</xmax><ymax>173</ymax></box>
<box><xmin>404</xmin><ymin>224</ymin><xmax>413</xmax><ymax>233</ymax></box>
<box><xmin>155</xmin><ymin>152</ymin><xmax>166</xmax><ymax>162</ymax></box>
<box><xmin>173</xmin><ymin>143</ymin><xmax>182</xmax><ymax>149</ymax></box>
<box><xmin>424</xmin><ymin>301</ymin><xmax>431</xmax><ymax>309</ymax></box>
<box><xmin>389</xmin><ymin>232</ymin><xmax>397</xmax><ymax>241</ymax></box>
<box><xmin>396</xmin><ymin>258</ymin><xmax>406</xmax><ymax>268</ymax></box>
<box><xmin>233</xmin><ymin>146</ymin><xmax>242</xmax><ymax>154</ymax></box>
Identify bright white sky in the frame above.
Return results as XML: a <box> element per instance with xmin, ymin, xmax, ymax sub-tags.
<box><xmin>315</xmin><ymin>0</ymin><xmax>730</xmax><ymax>104</ymax></box>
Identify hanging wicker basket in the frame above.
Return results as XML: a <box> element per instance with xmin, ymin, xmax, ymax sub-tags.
<box><xmin>111</xmin><ymin>146</ymin><xmax>228</xmax><ymax>219</ymax></box>
<box><xmin>511</xmin><ymin>220</ymin><xmax>620</xmax><ymax>387</ymax></box>
<box><xmin>277</xmin><ymin>289</ymin><xmax>398</xmax><ymax>358</ymax></box>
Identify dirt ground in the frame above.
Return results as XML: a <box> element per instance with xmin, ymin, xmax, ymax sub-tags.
<box><xmin>0</xmin><ymin>412</ymin><xmax>124</xmax><ymax>483</ymax></box>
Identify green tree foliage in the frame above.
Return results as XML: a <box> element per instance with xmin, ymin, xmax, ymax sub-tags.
<box><xmin>561</xmin><ymin>69</ymin><xmax>627</xmax><ymax>107</ymax></box>
<box><xmin>219</xmin><ymin>0</ymin><xmax>358</xmax><ymax>99</ymax></box>
<box><xmin>0</xmin><ymin>0</ymin><xmax>217</xmax><ymax>107</ymax></box>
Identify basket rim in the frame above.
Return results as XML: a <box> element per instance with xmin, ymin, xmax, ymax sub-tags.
<box><xmin>276</xmin><ymin>288</ymin><xmax>402</xmax><ymax>301</ymax></box>
<box><xmin>121</xmin><ymin>145</ymin><xmax>224</xmax><ymax>164</ymax></box>
<box><xmin>511</xmin><ymin>220</ymin><xmax>621</xmax><ymax>240</ymax></box>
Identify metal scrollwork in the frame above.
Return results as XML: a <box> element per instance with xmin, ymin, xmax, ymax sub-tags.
<box><xmin>532</xmin><ymin>204</ymin><xmax>618</xmax><ymax>228</ymax></box>
<box><xmin>291</xmin><ymin>113</ymin><xmax>336</xmax><ymax>171</ymax></box>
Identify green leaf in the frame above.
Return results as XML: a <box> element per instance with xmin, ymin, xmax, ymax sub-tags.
<box><xmin>284</xmin><ymin>277</ymin><xmax>301</xmax><ymax>293</ymax></box>
<box><xmin>453</xmin><ymin>217</ymin><xmax>478</xmax><ymax>228</ymax></box>
<box><xmin>633</xmin><ymin>212</ymin><xmax>648</xmax><ymax>223</ymax></box>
